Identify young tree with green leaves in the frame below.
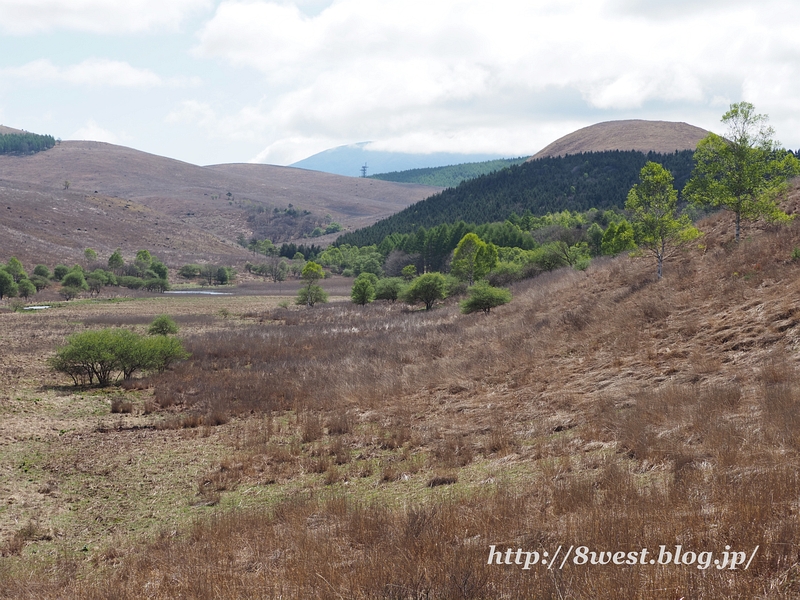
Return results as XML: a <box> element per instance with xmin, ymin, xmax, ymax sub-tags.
<box><xmin>296</xmin><ymin>261</ymin><xmax>328</xmax><ymax>307</ymax></box>
<box><xmin>148</xmin><ymin>314</ymin><xmax>179</xmax><ymax>336</ymax></box>
<box><xmin>450</xmin><ymin>233</ymin><xmax>498</xmax><ymax>285</ymax></box>
<box><xmin>108</xmin><ymin>249</ymin><xmax>124</xmax><ymax>271</ymax></box>
<box><xmin>627</xmin><ymin>162</ymin><xmax>701</xmax><ymax>280</ymax></box>
<box><xmin>375</xmin><ymin>278</ymin><xmax>404</xmax><ymax>303</ymax></box>
<box><xmin>460</xmin><ymin>281</ymin><xmax>512</xmax><ymax>314</ymax></box>
<box><xmin>403</xmin><ymin>272</ymin><xmax>447</xmax><ymax>310</ymax></box>
<box><xmin>5</xmin><ymin>257</ymin><xmax>27</xmax><ymax>282</ymax></box>
<box><xmin>0</xmin><ymin>270</ymin><xmax>18</xmax><ymax>299</ymax></box>
<box><xmin>350</xmin><ymin>273</ymin><xmax>376</xmax><ymax>305</ymax></box>
<box><xmin>84</xmin><ymin>248</ymin><xmax>98</xmax><ymax>264</ymax></box>
<box><xmin>684</xmin><ymin>102</ymin><xmax>800</xmax><ymax>242</ymax></box>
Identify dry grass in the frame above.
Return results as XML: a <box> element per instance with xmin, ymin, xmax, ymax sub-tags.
<box><xmin>5</xmin><ymin>203</ymin><xmax>800</xmax><ymax>597</ymax></box>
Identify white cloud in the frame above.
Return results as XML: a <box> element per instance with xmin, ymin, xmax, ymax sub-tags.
<box><xmin>184</xmin><ymin>0</ymin><xmax>800</xmax><ymax>162</ymax></box>
<box><xmin>0</xmin><ymin>0</ymin><xmax>212</xmax><ymax>34</ymax></box>
<box><xmin>0</xmin><ymin>59</ymin><xmax>197</xmax><ymax>88</ymax></box>
<box><xmin>69</xmin><ymin>119</ymin><xmax>121</xmax><ymax>143</ymax></box>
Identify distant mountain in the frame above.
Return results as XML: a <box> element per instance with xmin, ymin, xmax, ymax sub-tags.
<box><xmin>369</xmin><ymin>157</ymin><xmax>528</xmax><ymax>188</ymax></box>
<box><xmin>0</xmin><ymin>140</ymin><xmax>439</xmax><ymax>266</ymax></box>
<box><xmin>531</xmin><ymin>120</ymin><xmax>709</xmax><ymax>160</ymax></box>
<box><xmin>290</xmin><ymin>142</ymin><xmax>510</xmax><ymax>177</ymax></box>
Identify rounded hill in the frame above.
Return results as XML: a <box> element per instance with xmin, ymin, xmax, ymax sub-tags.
<box><xmin>530</xmin><ymin>120</ymin><xmax>709</xmax><ymax>160</ymax></box>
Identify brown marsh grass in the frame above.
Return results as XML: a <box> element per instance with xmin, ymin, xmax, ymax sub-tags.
<box><xmin>6</xmin><ymin>203</ymin><xmax>800</xmax><ymax>597</ymax></box>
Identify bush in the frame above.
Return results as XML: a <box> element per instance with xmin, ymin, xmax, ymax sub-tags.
<box><xmin>117</xmin><ymin>276</ymin><xmax>145</xmax><ymax>290</ymax></box>
<box><xmin>50</xmin><ymin>328</ymin><xmax>189</xmax><ymax>386</ymax></box>
<box><xmin>296</xmin><ymin>284</ymin><xmax>328</xmax><ymax>307</ymax></box>
<box><xmin>178</xmin><ymin>264</ymin><xmax>201</xmax><ymax>279</ymax></box>
<box><xmin>33</xmin><ymin>264</ymin><xmax>51</xmax><ymax>279</ymax></box>
<box><xmin>62</xmin><ymin>270</ymin><xmax>88</xmax><ymax>291</ymax></box>
<box><xmin>374</xmin><ymin>278</ymin><xmax>404</xmax><ymax>303</ymax></box>
<box><xmin>148</xmin><ymin>315</ymin><xmax>179</xmax><ymax>336</ymax></box>
<box><xmin>351</xmin><ymin>274</ymin><xmax>376</xmax><ymax>305</ymax></box>
<box><xmin>460</xmin><ymin>281</ymin><xmax>512</xmax><ymax>314</ymax></box>
<box><xmin>59</xmin><ymin>286</ymin><xmax>82</xmax><ymax>301</ymax></box>
<box><xmin>52</xmin><ymin>264</ymin><xmax>69</xmax><ymax>281</ymax></box>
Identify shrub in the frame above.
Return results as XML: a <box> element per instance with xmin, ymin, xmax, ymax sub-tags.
<box><xmin>52</xmin><ymin>264</ymin><xmax>69</xmax><ymax>281</ymax></box>
<box><xmin>62</xmin><ymin>270</ymin><xmax>88</xmax><ymax>290</ymax></box>
<box><xmin>33</xmin><ymin>264</ymin><xmax>51</xmax><ymax>279</ymax></box>
<box><xmin>296</xmin><ymin>284</ymin><xmax>328</xmax><ymax>307</ymax></box>
<box><xmin>58</xmin><ymin>286</ymin><xmax>82</xmax><ymax>301</ymax></box>
<box><xmin>351</xmin><ymin>275</ymin><xmax>376</xmax><ymax>305</ymax></box>
<box><xmin>148</xmin><ymin>315</ymin><xmax>179</xmax><ymax>336</ymax></box>
<box><xmin>374</xmin><ymin>278</ymin><xmax>404</xmax><ymax>303</ymax></box>
<box><xmin>460</xmin><ymin>281</ymin><xmax>512</xmax><ymax>314</ymax></box>
<box><xmin>50</xmin><ymin>328</ymin><xmax>189</xmax><ymax>386</ymax></box>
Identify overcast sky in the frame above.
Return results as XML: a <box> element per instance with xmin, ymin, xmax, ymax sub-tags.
<box><xmin>1</xmin><ymin>0</ymin><xmax>798</xmax><ymax>167</ymax></box>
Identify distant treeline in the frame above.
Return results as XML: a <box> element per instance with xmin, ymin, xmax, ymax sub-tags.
<box><xmin>338</xmin><ymin>150</ymin><xmax>695</xmax><ymax>247</ymax></box>
<box><xmin>369</xmin><ymin>157</ymin><xmax>528</xmax><ymax>188</ymax></box>
<box><xmin>0</xmin><ymin>132</ymin><xmax>56</xmax><ymax>155</ymax></box>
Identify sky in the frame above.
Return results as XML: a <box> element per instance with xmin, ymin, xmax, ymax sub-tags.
<box><xmin>1</xmin><ymin>0</ymin><xmax>799</xmax><ymax>167</ymax></box>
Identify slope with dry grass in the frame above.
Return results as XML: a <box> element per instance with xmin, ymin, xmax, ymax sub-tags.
<box><xmin>0</xmin><ymin>141</ymin><xmax>440</xmax><ymax>266</ymax></box>
<box><xmin>531</xmin><ymin>120</ymin><xmax>709</xmax><ymax>160</ymax></box>
<box><xmin>3</xmin><ymin>189</ymin><xmax>800</xmax><ymax>597</ymax></box>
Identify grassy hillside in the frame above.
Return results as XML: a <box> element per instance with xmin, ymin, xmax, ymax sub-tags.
<box><xmin>531</xmin><ymin>119</ymin><xmax>709</xmax><ymax>159</ymax></box>
<box><xmin>338</xmin><ymin>149</ymin><xmax>695</xmax><ymax>247</ymax></box>
<box><xmin>3</xmin><ymin>186</ymin><xmax>800</xmax><ymax>597</ymax></box>
<box><xmin>0</xmin><ymin>141</ymin><xmax>439</xmax><ymax>266</ymax></box>
<box><xmin>369</xmin><ymin>157</ymin><xmax>527</xmax><ymax>187</ymax></box>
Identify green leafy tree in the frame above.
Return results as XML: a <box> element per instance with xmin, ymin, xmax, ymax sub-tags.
<box><xmin>33</xmin><ymin>264</ymin><xmax>51</xmax><ymax>279</ymax></box>
<box><xmin>450</xmin><ymin>233</ymin><xmax>498</xmax><ymax>285</ymax></box>
<box><xmin>684</xmin><ymin>102</ymin><xmax>800</xmax><ymax>242</ymax></box>
<box><xmin>5</xmin><ymin>257</ymin><xmax>27</xmax><ymax>282</ymax></box>
<box><xmin>375</xmin><ymin>278</ymin><xmax>404</xmax><ymax>303</ymax></box>
<box><xmin>627</xmin><ymin>162</ymin><xmax>702</xmax><ymax>279</ymax></box>
<box><xmin>403</xmin><ymin>272</ymin><xmax>447</xmax><ymax>310</ymax></box>
<box><xmin>150</xmin><ymin>261</ymin><xmax>168</xmax><ymax>279</ymax></box>
<box><xmin>53</xmin><ymin>264</ymin><xmax>69</xmax><ymax>281</ymax></box>
<box><xmin>460</xmin><ymin>281</ymin><xmax>512</xmax><ymax>314</ymax></box>
<box><xmin>148</xmin><ymin>314</ymin><xmax>179</xmax><ymax>336</ymax></box>
<box><xmin>17</xmin><ymin>278</ymin><xmax>36</xmax><ymax>299</ymax></box>
<box><xmin>587</xmin><ymin>222</ymin><xmax>604</xmax><ymax>256</ymax></box>
<box><xmin>107</xmin><ymin>249</ymin><xmax>124</xmax><ymax>271</ymax></box>
<box><xmin>601</xmin><ymin>220</ymin><xmax>636</xmax><ymax>255</ymax></box>
<box><xmin>296</xmin><ymin>284</ymin><xmax>328</xmax><ymax>307</ymax></box>
<box><xmin>0</xmin><ymin>270</ymin><xmax>18</xmax><ymax>299</ymax></box>
<box><xmin>351</xmin><ymin>274</ymin><xmax>376</xmax><ymax>305</ymax></box>
<box><xmin>86</xmin><ymin>275</ymin><xmax>105</xmax><ymax>297</ymax></box>
<box><xmin>59</xmin><ymin>286</ymin><xmax>82</xmax><ymax>301</ymax></box>
<box><xmin>178</xmin><ymin>264</ymin><xmax>201</xmax><ymax>279</ymax></box>
<box><xmin>62</xmin><ymin>270</ymin><xmax>88</xmax><ymax>291</ymax></box>
<box><xmin>30</xmin><ymin>275</ymin><xmax>49</xmax><ymax>292</ymax></box>
<box><xmin>401</xmin><ymin>264</ymin><xmax>417</xmax><ymax>281</ymax></box>
<box><xmin>84</xmin><ymin>248</ymin><xmax>97</xmax><ymax>264</ymax></box>
<box><xmin>297</xmin><ymin>261</ymin><xmax>327</xmax><ymax>307</ymax></box>
<box><xmin>50</xmin><ymin>328</ymin><xmax>188</xmax><ymax>386</ymax></box>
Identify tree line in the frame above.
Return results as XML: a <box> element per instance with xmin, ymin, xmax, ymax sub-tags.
<box><xmin>369</xmin><ymin>157</ymin><xmax>528</xmax><ymax>187</ymax></box>
<box><xmin>338</xmin><ymin>149</ymin><xmax>697</xmax><ymax>247</ymax></box>
<box><xmin>0</xmin><ymin>132</ymin><xmax>56</xmax><ymax>155</ymax></box>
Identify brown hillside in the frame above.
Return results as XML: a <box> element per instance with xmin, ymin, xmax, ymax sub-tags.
<box><xmin>531</xmin><ymin>119</ymin><xmax>709</xmax><ymax>160</ymax></box>
<box><xmin>0</xmin><ymin>125</ymin><xmax>26</xmax><ymax>135</ymax></box>
<box><xmin>0</xmin><ymin>141</ymin><xmax>440</xmax><ymax>267</ymax></box>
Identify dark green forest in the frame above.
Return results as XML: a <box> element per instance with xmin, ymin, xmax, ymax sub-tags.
<box><xmin>339</xmin><ymin>150</ymin><xmax>695</xmax><ymax>247</ymax></box>
<box><xmin>369</xmin><ymin>157</ymin><xmax>527</xmax><ymax>187</ymax></box>
<box><xmin>0</xmin><ymin>132</ymin><xmax>56</xmax><ymax>155</ymax></box>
